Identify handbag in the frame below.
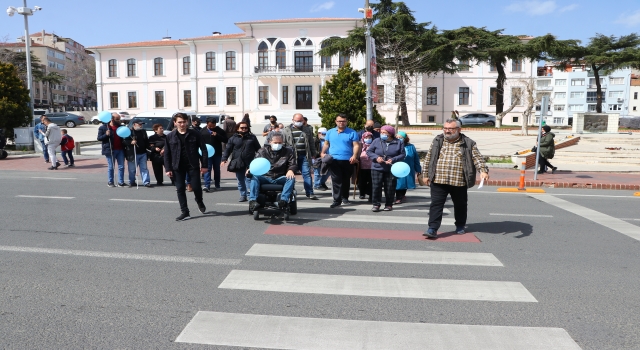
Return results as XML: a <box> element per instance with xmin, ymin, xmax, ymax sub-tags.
<box><xmin>227</xmin><ymin>139</ymin><xmax>248</xmax><ymax>172</ymax></box>
<box><xmin>531</xmin><ymin>146</ymin><xmax>537</xmax><ymax>153</ymax></box>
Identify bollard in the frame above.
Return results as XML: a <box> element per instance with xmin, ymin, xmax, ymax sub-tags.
<box><xmin>74</xmin><ymin>142</ymin><xmax>81</xmax><ymax>156</ymax></box>
<box><xmin>518</xmin><ymin>161</ymin><xmax>526</xmax><ymax>191</ymax></box>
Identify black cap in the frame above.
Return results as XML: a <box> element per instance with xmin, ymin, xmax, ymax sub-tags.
<box><xmin>373</xmin><ymin>122</ymin><xmax>382</xmax><ymax>128</ymax></box>
<box><xmin>191</xmin><ymin>116</ymin><xmax>200</xmax><ymax>123</ymax></box>
<box><xmin>206</xmin><ymin>116</ymin><xmax>217</xmax><ymax>123</ymax></box>
<box><xmin>130</xmin><ymin>118</ymin><xmax>145</xmax><ymax>125</ymax></box>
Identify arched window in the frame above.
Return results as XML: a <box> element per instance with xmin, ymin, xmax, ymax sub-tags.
<box><xmin>108</xmin><ymin>59</ymin><xmax>117</xmax><ymax>77</ymax></box>
<box><xmin>276</xmin><ymin>41</ymin><xmax>286</xmax><ymax>68</ymax></box>
<box><xmin>258</xmin><ymin>41</ymin><xmax>268</xmax><ymax>69</ymax></box>
<box><xmin>226</xmin><ymin>51</ymin><xmax>236</xmax><ymax>70</ymax></box>
<box><xmin>127</xmin><ymin>58</ymin><xmax>136</xmax><ymax>77</ymax></box>
<box><xmin>306</xmin><ymin>39</ymin><xmax>313</xmax><ymax>46</ymax></box>
<box><xmin>339</xmin><ymin>53</ymin><xmax>350</xmax><ymax>68</ymax></box>
<box><xmin>294</xmin><ymin>40</ymin><xmax>301</xmax><ymax>46</ymax></box>
<box><xmin>320</xmin><ymin>41</ymin><xmax>331</xmax><ymax>68</ymax></box>
<box><xmin>154</xmin><ymin>57</ymin><xmax>163</xmax><ymax>76</ymax></box>
<box><xmin>205</xmin><ymin>52</ymin><xmax>216</xmax><ymax>71</ymax></box>
<box><xmin>183</xmin><ymin>56</ymin><xmax>190</xmax><ymax>75</ymax></box>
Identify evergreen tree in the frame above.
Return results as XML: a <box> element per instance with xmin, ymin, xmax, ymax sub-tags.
<box><xmin>0</xmin><ymin>63</ymin><xmax>31</xmax><ymax>136</ymax></box>
<box><xmin>318</xmin><ymin>63</ymin><xmax>384</xmax><ymax>131</ymax></box>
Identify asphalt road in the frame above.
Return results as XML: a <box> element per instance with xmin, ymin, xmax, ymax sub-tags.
<box><xmin>0</xmin><ymin>169</ymin><xmax>639</xmax><ymax>349</ymax></box>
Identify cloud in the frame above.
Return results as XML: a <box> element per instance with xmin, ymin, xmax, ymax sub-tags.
<box><xmin>505</xmin><ymin>1</ymin><xmax>578</xmax><ymax>16</ymax></box>
<box><xmin>615</xmin><ymin>10</ymin><xmax>640</xmax><ymax>27</ymax></box>
<box><xmin>310</xmin><ymin>1</ymin><xmax>335</xmax><ymax>12</ymax></box>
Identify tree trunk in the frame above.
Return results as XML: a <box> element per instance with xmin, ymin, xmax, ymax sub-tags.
<box><xmin>397</xmin><ymin>73</ymin><xmax>411</xmax><ymax>126</ymax></box>
<box><xmin>593</xmin><ymin>64</ymin><xmax>602</xmax><ymax>113</ymax></box>
<box><xmin>495</xmin><ymin>63</ymin><xmax>506</xmax><ymax>115</ymax></box>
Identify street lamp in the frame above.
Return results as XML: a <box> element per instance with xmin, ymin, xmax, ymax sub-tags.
<box><xmin>7</xmin><ymin>1</ymin><xmax>43</xmax><ymax>120</ymax></box>
<box><xmin>359</xmin><ymin>1</ymin><xmax>373</xmax><ymax>120</ymax></box>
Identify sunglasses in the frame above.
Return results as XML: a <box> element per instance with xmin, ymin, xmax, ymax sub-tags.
<box><xmin>238</xmin><ymin>127</ymin><xmax>248</xmax><ymax>130</ymax></box>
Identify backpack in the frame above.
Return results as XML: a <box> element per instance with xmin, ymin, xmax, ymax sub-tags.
<box><xmin>62</xmin><ymin>135</ymin><xmax>75</xmax><ymax>150</ymax></box>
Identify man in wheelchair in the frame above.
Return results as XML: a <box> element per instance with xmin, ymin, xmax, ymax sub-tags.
<box><xmin>248</xmin><ymin>132</ymin><xmax>297</xmax><ymax>213</ymax></box>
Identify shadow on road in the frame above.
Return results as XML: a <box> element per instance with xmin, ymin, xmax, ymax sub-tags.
<box><xmin>466</xmin><ymin>221</ymin><xmax>533</xmax><ymax>238</ymax></box>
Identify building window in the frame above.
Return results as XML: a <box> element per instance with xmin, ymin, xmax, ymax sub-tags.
<box><xmin>205</xmin><ymin>52</ymin><xmax>216</xmax><ymax>71</ymax></box>
<box><xmin>258</xmin><ymin>42</ymin><xmax>268</xmax><ymax>68</ymax></box>
<box><xmin>489</xmin><ymin>87</ymin><xmax>498</xmax><ymax>105</ymax></box>
<box><xmin>537</xmin><ymin>80</ymin><xmax>551</xmax><ymax>87</ymax></box>
<box><xmin>512</xmin><ymin>87</ymin><xmax>522</xmax><ymax>105</ymax></box>
<box><xmin>513</xmin><ymin>116</ymin><xmax>519</xmax><ymax>123</ymax></box>
<box><xmin>226</xmin><ymin>51</ymin><xmax>236</xmax><ymax>70</ymax></box>
<box><xmin>127</xmin><ymin>92</ymin><xmax>137</xmax><ymax>109</ymax></box>
<box><xmin>184</xmin><ymin>90</ymin><xmax>192</xmax><ymax>108</ymax></box>
<box><xmin>426</xmin><ymin>87</ymin><xmax>437</xmax><ymax>105</ymax></box>
<box><xmin>634</xmin><ymin>106</ymin><xmax>637</xmax><ymax>111</ymax></box>
<box><xmin>570</xmin><ymin>91</ymin><xmax>584</xmax><ymax>98</ymax></box>
<box><xmin>206</xmin><ymin>87</ymin><xmax>216</xmax><ymax>105</ymax></box>
<box><xmin>376</xmin><ymin>85</ymin><xmax>385</xmax><ymax>103</ymax></box>
<box><xmin>609</xmin><ymin>91</ymin><xmax>624</xmax><ymax>98</ymax></box>
<box><xmin>488</xmin><ymin>60</ymin><xmax>497</xmax><ymax>72</ymax></box>
<box><xmin>108</xmin><ymin>59</ymin><xmax>117</xmax><ymax>77</ymax></box>
<box><xmin>555</xmin><ymin>79</ymin><xmax>566</xmax><ymax>86</ymax></box>
<box><xmin>635</xmin><ymin>92</ymin><xmax>638</xmax><ymax>100</ymax></box>
<box><xmin>610</xmin><ymin>77</ymin><xmax>624</xmax><ymax>85</ymax></box>
<box><xmin>155</xmin><ymin>91</ymin><xmax>164</xmax><ymax>108</ymax></box>
<box><xmin>511</xmin><ymin>59</ymin><xmax>523</xmax><ymax>72</ymax></box>
<box><xmin>568</xmin><ymin>104</ymin><xmax>583</xmax><ymax>112</ymax></box>
<box><xmin>458</xmin><ymin>59</ymin><xmax>470</xmax><ymax>72</ymax></box>
<box><xmin>571</xmin><ymin>78</ymin><xmax>585</xmax><ymax>86</ymax></box>
<box><xmin>154</xmin><ymin>58</ymin><xmax>163</xmax><ymax>76</ymax></box>
<box><xmin>339</xmin><ymin>53</ymin><xmax>350</xmax><ymax>68</ymax></box>
<box><xmin>259</xmin><ymin>86</ymin><xmax>269</xmax><ymax>104</ymax></box>
<box><xmin>554</xmin><ymin>105</ymin><xmax>565</xmax><ymax>111</ymax></box>
<box><xmin>183</xmin><ymin>56</ymin><xmax>190</xmax><ymax>75</ymax></box>
<box><xmin>553</xmin><ymin>117</ymin><xmax>563</xmax><ymax>124</ymax></box>
<box><xmin>276</xmin><ymin>42</ymin><xmax>286</xmax><ymax>68</ymax></box>
<box><xmin>609</xmin><ymin>104</ymin><xmax>623</xmax><ymax>111</ymax></box>
<box><xmin>555</xmin><ymin>92</ymin><xmax>566</xmax><ymax>99</ymax></box>
<box><xmin>109</xmin><ymin>92</ymin><xmax>118</xmax><ymax>109</ymax></box>
<box><xmin>226</xmin><ymin>87</ymin><xmax>236</xmax><ymax>105</ymax></box>
<box><xmin>588</xmin><ymin>104</ymin><xmax>597</xmax><ymax>112</ymax></box>
<box><xmin>127</xmin><ymin>59</ymin><xmax>136</xmax><ymax>77</ymax></box>
<box><xmin>586</xmin><ymin>91</ymin><xmax>597</xmax><ymax>103</ymax></box>
<box><xmin>589</xmin><ymin>77</ymin><xmax>604</xmax><ymax>87</ymax></box>
<box><xmin>459</xmin><ymin>87</ymin><xmax>470</xmax><ymax>105</ymax></box>
<box><xmin>282</xmin><ymin>86</ymin><xmax>289</xmax><ymax>104</ymax></box>
<box><xmin>428</xmin><ymin>115</ymin><xmax>436</xmax><ymax>122</ymax></box>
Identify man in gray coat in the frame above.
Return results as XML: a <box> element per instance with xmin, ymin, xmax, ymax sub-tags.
<box><xmin>282</xmin><ymin>113</ymin><xmax>318</xmax><ymax>200</ymax></box>
<box><xmin>40</xmin><ymin>117</ymin><xmax>61</xmax><ymax>170</ymax></box>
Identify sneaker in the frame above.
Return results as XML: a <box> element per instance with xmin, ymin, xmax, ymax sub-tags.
<box><xmin>47</xmin><ymin>166</ymin><xmax>56</xmax><ymax>170</ymax></box>
<box><xmin>455</xmin><ymin>227</ymin><xmax>465</xmax><ymax>235</ymax></box>
<box><xmin>278</xmin><ymin>200</ymin><xmax>288</xmax><ymax>209</ymax></box>
<box><xmin>313</xmin><ymin>186</ymin><xmax>322</xmax><ymax>191</ymax></box>
<box><xmin>371</xmin><ymin>205</ymin><xmax>380</xmax><ymax>212</ymax></box>
<box><xmin>306</xmin><ymin>194</ymin><xmax>319</xmax><ymax>200</ymax></box>
<box><xmin>197</xmin><ymin>201</ymin><xmax>206</xmax><ymax>214</ymax></box>
<box><xmin>175</xmin><ymin>212</ymin><xmax>191</xmax><ymax>221</ymax></box>
<box><xmin>342</xmin><ymin>198</ymin><xmax>351</xmax><ymax>205</ymax></box>
<box><xmin>249</xmin><ymin>200</ymin><xmax>259</xmax><ymax>212</ymax></box>
<box><xmin>45</xmin><ymin>160</ymin><xmax>50</xmax><ymax>163</ymax></box>
<box><xmin>117</xmin><ymin>183</ymin><xmax>125</xmax><ymax>187</ymax></box>
<box><xmin>383</xmin><ymin>206</ymin><xmax>393</xmax><ymax>211</ymax></box>
<box><xmin>203</xmin><ymin>187</ymin><xmax>210</xmax><ymax>193</ymax></box>
<box><xmin>68</xmin><ymin>164</ymin><xmax>75</xmax><ymax>167</ymax></box>
<box><xmin>320</xmin><ymin>184</ymin><xmax>329</xmax><ymax>191</ymax></box>
<box><xmin>156</xmin><ymin>182</ymin><xmax>164</xmax><ymax>186</ymax></box>
<box><xmin>238</xmin><ymin>197</ymin><xmax>247</xmax><ymax>202</ymax></box>
<box><xmin>551</xmin><ymin>167</ymin><xmax>557</xmax><ymax>174</ymax></box>
<box><xmin>107</xmin><ymin>182</ymin><xmax>116</xmax><ymax>188</ymax></box>
<box><xmin>55</xmin><ymin>161</ymin><xmax>61</xmax><ymax>167</ymax></box>
<box><xmin>128</xmin><ymin>183</ymin><xmax>136</xmax><ymax>188</ymax></box>
<box><xmin>330</xmin><ymin>201</ymin><xmax>341</xmax><ymax>208</ymax></box>
<box><xmin>423</xmin><ymin>228</ymin><xmax>438</xmax><ymax>238</ymax></box>
<box><xmin>359</xmin><ymin>195</ymin><xmax>366</xmax><ymax>199</ymax></box>
<box><xmin>64</xmin><ymin>164</ymin><xmax>71</xmax><ymax>168</ymax></box>
<box><xmin>394</xmin><ymin>199</ymin><xmax>403</xmax><ymax>205</ymax></box>
<box><xmin>144</xmin><ymin>183</ymin><xmax>152</xmax><ymax>188</ymax></box>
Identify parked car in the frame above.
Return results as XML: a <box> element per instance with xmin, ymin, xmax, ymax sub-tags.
<box><xmin>119</xmin><ymin>111</ymin><xmax>133</xmax><ymax>124</ymax></box>
<box><xmin>459</xmin><ymin>113</ymin><xmax>496</xmax><ymax>126</ymax></box>
<box><xmin>132</xmin><ymin>110</ymin><xmax>198</xmax><ymax>137</ymax></box>
<box><xmin>197</xmin><ymin>114</ymin><xmax>229</xmax><ymax>127</ymax></box>
<box><xmin>43</xmin><ymin>113</ymin><xmax>85</xmax><ymax>128</ymax></box>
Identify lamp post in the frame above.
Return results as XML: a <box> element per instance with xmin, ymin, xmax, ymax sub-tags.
<box><xmin>359</xmin><ymin>1</ymin><xmax>373</xmax><ymax>120</ymax></box>
<box><xmin>7</xmin><ymin>1</ymin><xmax>42</xmax><ymax>120</ymax></box>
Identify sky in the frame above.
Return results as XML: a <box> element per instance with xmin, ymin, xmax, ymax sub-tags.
<box><xmin>2</xmin><ymin>0</ymin><xmax>640</xmax><ymax>48</ymax></box>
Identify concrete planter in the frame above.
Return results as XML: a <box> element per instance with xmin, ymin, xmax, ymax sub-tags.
<box><xmin>572</xmin><ymin>113</ymin><xmax>619</xmax><ymax>133</ymax></box>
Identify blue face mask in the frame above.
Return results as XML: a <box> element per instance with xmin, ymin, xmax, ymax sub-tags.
<box><xmin>364</xmin><ymin>139</ymin><xmax>372</xmax><ymax>144</ymax></box>
<box><xmin>380</xmin><ymin>134</ymin><xmax>388</xmax><ymax>141</ymax></box>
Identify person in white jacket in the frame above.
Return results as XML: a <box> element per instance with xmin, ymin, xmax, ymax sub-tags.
<box><xmin>40</xmin><ymin>117</ymin><xmax>61</xmax><ymax>170</ymax></box>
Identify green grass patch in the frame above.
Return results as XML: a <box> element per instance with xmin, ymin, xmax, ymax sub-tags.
<box><xmin>486</xmin><ymin>157</ymin><xmax>513</xmax><ymax>164</ymax></box>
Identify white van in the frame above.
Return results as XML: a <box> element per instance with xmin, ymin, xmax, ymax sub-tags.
<box><xmin>126</xmin><ymin>110</ymin><xmax>197</xmax><ymax>137</ymax></box>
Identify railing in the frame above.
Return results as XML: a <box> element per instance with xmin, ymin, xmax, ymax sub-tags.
<box><xmin>254</xmin><ymin>65</ymin><xmax>340</xmax><ymax>74</ymax></box>
<box><xmin>536</xmin><ymin>86</ymin><xmax>553</xmax><ymax>91</ymax></box>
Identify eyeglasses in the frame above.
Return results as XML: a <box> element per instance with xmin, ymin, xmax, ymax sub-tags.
<box><xmin>336</xmin><ymin>120</ymin><xmax>347</xmax><ymax>123</ymax></box>
<box><xmin>443</xmin><ymin>127</ymin><xmax>459</xmax><ymax>131</ymax></box>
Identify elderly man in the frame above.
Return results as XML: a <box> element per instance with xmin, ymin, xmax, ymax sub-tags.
<box><xmin>422</xmin><ymin>119</ymin><xmax>489</xmax><ymax>238</ymax></box>
<box><xmin>283</xmin><ymin>113</ymin><xmax>318</xmax><ymax>200</ymax></box>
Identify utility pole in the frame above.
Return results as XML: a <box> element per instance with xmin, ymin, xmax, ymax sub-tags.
<box><xmin>362</xmin><ymin>0</ymin><xmax>373</xmax><ymax>120</ymax></box>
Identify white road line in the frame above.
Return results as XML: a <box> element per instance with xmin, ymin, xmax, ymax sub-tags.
<box><xmin>490</xmin><ymin>213</ymin><xmax>553</xmax><ymax>218</ymax></box>
<box><xmin>0</xmin><ymin>245</ymin><xmax>241</xmax><ymax>265</ymax></box>
<box><xmin>246</xmin><ymin>244</ymin><xmax>502</xmax><ymax>266</ymax></box>
<box><xmin>16</xmin><ymin>195</ymin><xmax>74</xmax><ymax>199</ymax></box>
<box><xmin>531</xmin><ymin>194</ymin><xmax>640</xmax><ymax>242</ymax></box>
<box><xmin>219</xmin><ymin>270</ymin><xmax>537</xmax><ymax>302</ymax></box>
<box><xmin>29</xmin><ymin>176</ymin><xmax>76</xmax><ymax>180</ymax></box>
<box><xmin>176</xmin><ymin>312</ymin><xmax>581</xmax><ymax>349</ymax></box>
<box><xmin>621</xmin><ymin>218</ymin><xmax>640</xmax><ymax>221</ymax></box>
<box><xmin>110</xmin><ymin>198</ymin><xmax>179</xmax><ymax>203</ymax></box>
<box><xmin>216</xmin><ymin>202</ymin><xmax>450</xmax><ymax>214</ymax></box>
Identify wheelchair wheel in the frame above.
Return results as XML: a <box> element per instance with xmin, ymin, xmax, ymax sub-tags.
<box><xmin>253</xmin><ymin>210</ymin><xmax>260</xmax><ymax>220</ymax></box>
<box><xmin>0</xmin><ymin>150</ymin><xmax>7</xmax><ymax>160</ymax></box>
<box><xmin>284</xmin><ymin>212</ymin><xmax>290</xmax><ymax>221</ymax></box>
<box><xmin>289</xmin><ymin>200</ymin><xmax>297</xmax><ymax>215</ymax></box>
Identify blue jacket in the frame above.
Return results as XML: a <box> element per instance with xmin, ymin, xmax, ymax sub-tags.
<box><xmin>97</xmin><ymin>123</ymin><xmax>124</xmax><ymax>156</ymax></box>
<box><xmin>366</xmin><ymin>137</ymin><xmax>406</xmax><ymax>172</ymax></box>
<box><xmin>34</xmin><ymin>122</ymin><xmax>46</xmax><ymax>141</ymax></box>
<box><xmin>396</xmin><ymin>143</ymin><xmax>422</xmax><ymax>190</ymax></box>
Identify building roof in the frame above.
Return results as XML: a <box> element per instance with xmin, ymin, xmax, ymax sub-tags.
<box><xmin>88</xmin><ymin>40</ymin><xmax>186</xmax><ymax>49</ymax></box>
<box><xmin>179</xmin><ymin>33</ymin><xmax>247</xmax><ymax>41</ymax></box>
<box><xmin>235</xmin><ymin>17</ymin><xmax>361</xmax><ymax>25</ymax></box>
<box><xmin>0</xmin><ymin>42</ymin><xmax>47</xmax><ymax>48</ymax></box>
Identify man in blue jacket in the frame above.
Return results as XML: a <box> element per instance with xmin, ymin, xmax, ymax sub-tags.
<box><xmin>33</xmin><ymin>115</ymin><xmax>49</xmax><ymax>163</ymax></box>
<box><xmin>97</xmin><ymin>113</ymin><xmax>126</xmax><ymax>187</ymax></box>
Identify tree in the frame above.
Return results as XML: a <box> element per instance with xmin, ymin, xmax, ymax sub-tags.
<box><xmin>0</xmin><ymin>63</ymin><xmax>31</xmax><ymax>136</ymax></box>
<box><xmin>0</xmin><ymin>49</ymin><xmax>45</xmax><ymax>85</ymax></box>
<box><xmin>495</xmin><ymin>82</ymin><xmax>524</xmax><ymax>128</ymax></box>
<box><xmin>318</xmin><ymin>63</ymin><xmax>384</xmax><ymax>131</ymax></box>
<box><xmin>40</xmin><ymin>72</ymin><xmax>64</xmax><ymax>108</ymax></box>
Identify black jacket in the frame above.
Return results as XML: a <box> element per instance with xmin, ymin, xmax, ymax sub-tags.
<box><xmin>148</xmin><ymin>133</ymin><xmax>167</xmax><ymax>162</ymax></box>
<box><xmin>222</xmin><ymin>133</ymin><xmax>261</xmax><ymax>164</ymax></box>
<box><xmin>164</xmin><ymin>129</ymin><xmax>207</xmax><ymax>172</ymax></box>
<box><xmin>123</xmin><ymin>128</ymin><xmax>150</xmax><ymax>162</ymax></box>
<box><xmin>97</xmin><ymin>123</ymin><xmax>124</xmax><ymax>156</ymax></box>
<box><xmin>200</xmin><ymin>126</ymin><xmax>228</xmax><ymax>157</ymax></box>
<box><xmin>254</xmin><ymin>145</ymin><xmax>298</xmax><ymax>179</ymax></box>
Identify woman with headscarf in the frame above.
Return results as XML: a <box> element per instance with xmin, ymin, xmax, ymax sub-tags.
<box><xmin>222</xmin><ymin>121</ymin><xmax>261</xmax><ymax>202</ymax></box>
<box><xmin>357</xmin><ymin>131</ymin><xmax>374</xmax><ymax>202</ymax></box>
<box><xmin>395</xmin><ymin>131</ymin><xmax>422</xmax><ymax>204</ymax></box>
<box><xmin>366</xmin><ymin>125</ymin><xmax>406</xmax><ymax>212</ymax></box>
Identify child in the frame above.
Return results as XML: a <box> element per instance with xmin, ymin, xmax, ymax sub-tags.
<box><xmin>60</xmin><ymin>129</ymin><xmax>75</xmax><ymax>167</ymax></box>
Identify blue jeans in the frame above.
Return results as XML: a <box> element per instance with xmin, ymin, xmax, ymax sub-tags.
<box><xmin>249</xmin><ymin>175</ymin><xmax>295</xmax><ymax>202</ymax></box>
<box><xmin>61</xmin><ymin>150</ymin><xmax>74</xmax><ymax>165</ymax></box>
<box><xmin>297</xmin><ymin>153</ymin><xmax>314</xmax><ymax>195</ymax></box>
<box><xmin>127</xmin><ymin>153</ymin><xmax>150</xmax><ymax>185</ymax></box>
<box><xmin>105</xmin><ymin>149</ymin><xmax>125</xmax><ymax>184</ymax></box>
<box><xmin>314</xmin><ymin>167</ymin><xmax>329</xmax><ymax>188</ymax></box>
<box><xmin>203</xmin><ymin>153</ymin><xmax>222</xmax><ymax>188</ymax></box>
<box><xmin>39</xmin><ymin>139</ymin><xmax>49</xmax><ymax>162</ymax></box>
<box><xmin>235</xmin><ymin>170</ymin><xmax>251</xmax><ymax>198</ymax></box>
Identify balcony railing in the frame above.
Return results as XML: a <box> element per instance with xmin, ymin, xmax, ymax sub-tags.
<box><xmin>536</xmin><ymin>86</ymin><xmax>553</xmax><ymax>91</ymax></box>
<box><xmin>254</xmin><ymin>65</ymin><xmax>340</xmax><ymax>74</ymax></box>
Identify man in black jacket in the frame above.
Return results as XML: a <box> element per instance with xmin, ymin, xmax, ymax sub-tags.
<box><xmin>123</xmin><ymin>119</ymin><xmax>151</xmax><ymax>188</ymax></box>
<box><xmin>248</xmin><ymin>132</ymin><xmax>297</xmax><ymax>212</ymax></box>
<box><xmin>201</xmin><ymin>116</ymin><xmax>228</xmax><ymax>192</ymax></box>
<box><xmin>164</xmin><ymin>113</ymin><xmax>208</xmax><ymax>221</ymax></box>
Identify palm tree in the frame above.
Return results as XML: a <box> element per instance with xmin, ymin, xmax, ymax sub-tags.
<box><xmin>39</xmin><ymin>72</ymin><xmax>64</xmax><ymax>108</ymax></box>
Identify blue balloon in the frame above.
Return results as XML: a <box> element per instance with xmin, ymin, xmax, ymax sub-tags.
<box><xmin>198</xmin><ymin>144</ymin><xmax>215</xmax><ymax>158</ymax></box>
<box><xmin>98</xmin><ymin>111</ymin><xmax>112</xmax><ymax>123</ymax></box>
<box><xmin>116</xmin><ymin>126</ymin><xmax>131</xmax><ymax>138</ymax></box>
<box><xmin>391</xmin><ymin>162</ymin><xmax>410</xmax><ymax>178</ymax></box>
<box><xmin>249</xmin><ymin>158</ymin><xmax>271</xmax><ymax>176</ymax></box>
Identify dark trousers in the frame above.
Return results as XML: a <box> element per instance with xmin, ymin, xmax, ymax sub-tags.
<box><xmin>173</xmin><ymin>166</ymin><xmax>203</xmax><ymax>214</ymax></box>
<box><xmin>371</xmin><ymin>170</ymin><xmax>397</xmax><ymax>207</ymax></box>
<box><xmin>428</xmin><ymin>182</ymin><xmax>468</xmax><ymax>230</ymax></box>
<box><xmin>357</xmin><ymin>168</ymin><xmax>372</xmax><ymax>197</ymax></box>
<box><xmin>538</xmin><ymin>154</ymin><xmax>554</xmax><ymax>172</ymax></box>
<box><xmin>61</xmin><ymin>150</ymin><xmax>74</xmax><ymax>165</ymax></box>
<box><xmin>151</xmin><ymin>155</ymin><xmax>170</xmax><ymax>184</ymax></box>
<box><xmin>396</xmin><ymin>189</ymin><xmax>407</xmax><ymax>200</ymax></box>
<box><xmin>329</xmin><ymin>160</ymin><xmax>353</xmax><ymax>202</ymax></box>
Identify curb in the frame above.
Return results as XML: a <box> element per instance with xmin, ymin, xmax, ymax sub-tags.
<box><xmin>479</xmin><ymin>180</ymin><xmax>640</xmax><ymax>190</ymax></box>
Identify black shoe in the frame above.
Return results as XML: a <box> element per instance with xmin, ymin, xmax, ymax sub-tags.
<box><xmin>537</xmin><ymin>170</ymin><xmax>546</xmax><ymax>174</ymax></box>
<box><xmin>320</xmin><ymin>184</ymin><xmax>329</xmax><ymax>191</ymax></box>
<box><xmin>330</xmin><ymin>201</ymin><xmax>341</xmax><ymax>208</ymax></box>
<box><xmin>203</xmin><ymin>187</ymin><xmax>210</xmax><ymax>193</ymax></box>
<box><xmin>128</xmin><ymin>183</ymin><xmax>136</xmax><ymax>188</ymax></box>
<box><xmin>306</xmin><ymin>194</ymin><xmax>319</xmax><ymax>200</ymax></box>
<box><xmin>117</xmin><ymin>183</ymin><xmax>125</xmax><ymax>187</ymax></box>
<box><xmin>278</xmin><ymin>200</ymin><xmax>288</xmax><ymax>209</ymax></box>
<box><xmin>68</xmin><ymin>164</ymin><xmax>75</xmax><ymax>167</ymax></box>
<box><xmin>156</xmin><ymin>182</ymin><xmax>164</xmax><ymax>186</ymax></box>
<box><xmin>144</xmin><ymin>183</ymin><xmax>152</xmax><ymax>188</ymax></box>
<box><xmin>249</xmin><ymin>200</ymin><xmax>259</xmax><ymax>212</ymax></box>
<box><xmin>47</xmin><ymin>166</ymin><xmax>56</xmax><ymax>170</ymax></box>
<box><xmin>55</xmin><ymin>161</ymin><xmax>61</xmax><ymax>167</ymax></box>
<box><xmin>175</xmin><ymin>212</ymin><xmax>191</xmax><ymax>221</ymax></box>
<box><xmin>342</xmin><ymin>198</ymin><xmax>351</xmax><ymax>205</ymax></box>
<box><xmin>551</xmin><ymin>167</ymin><xmax>557</xmax><ymax>174</ymax></box>
<box><xmin>197</xmin><ymin>201</ymin><xmax>206</xmax><ymax>214</ymax></box>
<box><xmin>107</xmin><ymin>182</ymin><xmax>116</xmax><ymax>188</ymax></box>
<box><xmin>239</xmin><ymin>197</ymin><xmax>247</xmax><ymax>202</ymax></box>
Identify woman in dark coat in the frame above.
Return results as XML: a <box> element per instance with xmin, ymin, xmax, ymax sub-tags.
<box><xmin>148</xmin><ymin>123</ymin><xmax>172</xmax><ymax>185</ymax></box>
<box><xmin>222</xmin><ymin>121</ymin><xmax>261</xmax><ymax>201</ymax></box>
<box><xmin>241</xmin><ymin>113</ymin><xmax>252</xmax><ymax>133</ymax></box>
<box><xmin>366</xmin><ymin>125</ymin><xmax>406</xmax><ymax>212</ymax></box>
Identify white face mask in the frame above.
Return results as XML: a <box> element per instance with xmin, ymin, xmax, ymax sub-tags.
<box><xmin>294</xmin><ymin>121</ymin><xmax>304</xmax><ymax>128</ymax></box>
<box><xmin>319</xmin><ymin>134</ymin><xmax>325</xmax><ymax>139</ymax></box>
<box><xmin>134</xmin><ymin>125</ymin><xmax>142</xmax><ymax>131</ymax></box>
<box><xmin>271</xmin><ymin>143</ymin><xmax>283</xmax><ymax>151</ymax></box>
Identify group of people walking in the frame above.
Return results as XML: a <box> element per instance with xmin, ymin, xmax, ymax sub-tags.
<box><xmin>33</xmin><ymin>115</ymin><xmax>75</xmax><ymax>170</ymax></box>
